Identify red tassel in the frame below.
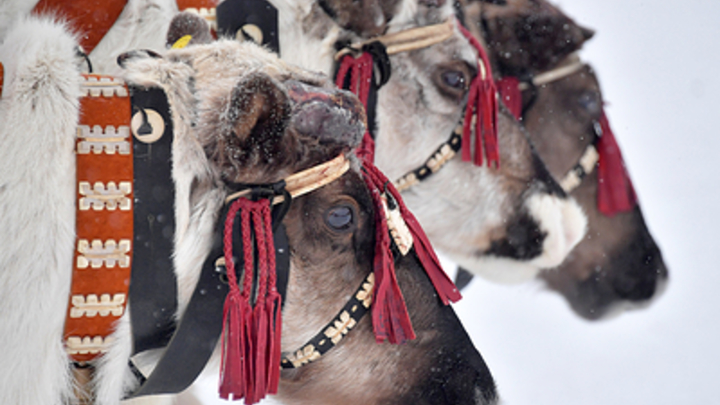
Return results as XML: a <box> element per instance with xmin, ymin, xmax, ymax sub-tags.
<box><xmin>462</xmin><ymin>81</ymin><xmax>479</xmax><ymax>164</ymax></box>
<box><xmin>219</xmin><ymin>289</ymin><xmax>247</xmax><ymax>400</ymax></box>
<box><xmin>336</xmin><ymin>53</ymin><xmax>376</xmax><ymax>163</ymax></box>
<box><xmin>218</xmin><ymin>198</ymin><xmax>283</xmax><ymax>404</ymax></box>
<box><xmin>220</xmin><ymin>200</ymin><xmax>250</xmax><ymax>400</ymax></box>
<box><xmin>356</xmin><ymin>132</ymin><xmax>376</xmax><ymax>164</ymax></box>
<box><xmin>335</xmin><ymin>53</ymin><xmax>373</xmax><ymax>108</ymax></box>
<box><xmin>481</xmin><ymin>80</ymin><xmax>499</xmax><ymax>167</ymax></box>
<box><xmin>265</xmin><ymin>291</ymin><xmax>282</xmax><ymax>394</ymax></box>
<box><xmin>361</xmin><ymin>162</ymin><xmax>462</xmax><ymax>344</ymax></box>
<box><xmin>250</xmin><ymin>207</ymin><xmax>269</xmax><ymax>402</ymax></box>
<box><xmin>457</xmin><ymin>20</ymin><xmax>500</xmax><ymax>169</ymax></box>
<box><xmin>364</xmin><ymin>163</ymin><xmax>461</xmax><ymax>305</ymax></box>
<box><xmin>496</xmin><ymin>77</ymin><xmax>522</xmax><ymax>120</ymax></box>
<box><xmin>365</xmin><ymin>167</ymin><xmax>414</xmax><ymax>344</ymax></box>
<box><xmin>251</xmin><ymin>304</ymin><xmax>268</xmax><ymax>402</ymax></box>
<box><xmin>596</xmin><ymin>110</ymin><xmax>637</xmax><ymax>216</ymax></box>
<box><xmin>241</xmin><ymin>303</ymin><xmax>255</xmax><ymax>402</ymax></box>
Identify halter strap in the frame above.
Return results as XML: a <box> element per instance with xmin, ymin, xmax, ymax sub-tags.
<box><xmin>281</xmin><ymin>273</ymin><xmax>375</xmax><ymax>368</ymax></box>
<box><xmin>559</xmin><ymin>142</ymin><xmax>600</xmax><ymax>193</ymax></box>
<box><xmin>335</xmin><ymin>19</ymin><xmax>455</xmax><ymax>60</ymax></box>
<box><xmin>224</xmin><ymin>154</ymin><xmax>350</xmax><ymax>204</ymax></box>
<box><xmin>518</xmin><ymin>53</ymin><xmax>584</xmax><ymax>90</ymax></box>
<box><xmin>394</xmin><ymin>124</ymin><xmax>463</xmax><ymax>192</ymax></box>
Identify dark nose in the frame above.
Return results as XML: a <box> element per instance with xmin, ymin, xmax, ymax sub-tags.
<box><xmin>486</xmin><ymin>211</ymin><xmax>546</xmax><ymax>261</ymax></box>
<box><xmin>571</xmin><ymin>221</ymin><xmax>669</xmax><ymax>320</ymax></box>
<box><xmin>607</xmin><ymin>229</ymin><xmax>668</xmax><ymax>302</ymax></box>
<box><xmin>285</xmin><ymin>80</ymin><xmax>366</xmax><ymax>148</ymax></box>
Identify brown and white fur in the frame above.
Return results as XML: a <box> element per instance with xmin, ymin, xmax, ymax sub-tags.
<box><xmin>266</xmin><ymin>0</ymin><xmax>587</xmax><ymax>283</ymax></box>
<box><xmin>0</xmin><ymin>15</ymin><xmax>497</xmax><ymax>405</ymax></box>
<box><xmin>462</xmin><ymin>0</ymin><xmax>668</xmax><ymax>318</ymax></box>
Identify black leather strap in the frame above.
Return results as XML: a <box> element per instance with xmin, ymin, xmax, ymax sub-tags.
<box><xmin>217</xmin><ymin>0</ymin><xmax>279</xmax><ymax>54</ymax></box>
<box><xmin>128</xmin><ymin>85</ymin><xmax>178</xmax><ymax>355</ymax></box>
<box><xmin>127</xmin><ymin>203</ymin><xmax>291</xmax><ymax>397</ymax></box>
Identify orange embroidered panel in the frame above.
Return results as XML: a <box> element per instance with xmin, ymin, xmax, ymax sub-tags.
<box><xmin>177</xmin><ymin>0</ymin><xmax>218</xmax><ymax>9</ymax></box>
<box><xmin>64</xmin><ymin>74</ymin><xmax>133</xmax><ymax>363</ymax></box>
<box><xmin>32</xmin><ymin>0</ymin><xmax>128</xmax><ymax>55</ymax></box>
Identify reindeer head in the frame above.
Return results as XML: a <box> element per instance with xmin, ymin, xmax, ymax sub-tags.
<box><xmin>520</xmin><ymin>63</ymin><xmax>668</xmax><ymax>319</ymax></box>
<box><xmin>120</xmin><ymin>13</ymin><xmax>498</xmax><ymax>404</ymax></box>
<box><xmin>284</xmin><ymin>0</ymin><xmax>587</xmax><ymax>282</ymax></box>
<box><xmin>458</xmin><ymin>1</ymin><xmax>668</xmax><ymax>318</ymax></box>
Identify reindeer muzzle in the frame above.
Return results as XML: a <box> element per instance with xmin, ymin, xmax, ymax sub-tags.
<box><xmin>285</xmin><ymin>80</ymin><xmax>366</xmax><ymax>148</ymax></box>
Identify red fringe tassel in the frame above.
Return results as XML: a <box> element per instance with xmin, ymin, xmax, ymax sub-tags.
<box><xmin>362</xmin><ymin>162</ymin><xmax>462</xmax><ymax>344</ymax></box>
<box><xmin>336</xmin><ymin>53</ymin><xmax>376</xmax><ymax>163</ymax></box>
<box><xmin>219</xmin><ymin>198</ymin><xmax>282</xmax><ymax>404</ymax></box>
<box><xmin>496</xmin><ymin>76</ymin><xmax>522</xmax><ymax>120</ymax></box>
<box><xmin>596</xmin><ymin>110</ymin><xmax>637</xmax><ymax>216</ymax></box>
<box><xmin>457</xmin><ymin>21</ymin><xmax>500</xmax><ymax>169</ymax></box>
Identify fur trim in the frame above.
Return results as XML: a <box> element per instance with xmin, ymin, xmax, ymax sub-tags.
<box><xmin>0</xmin><ymin>16</ymin><xmax>82</xmax><ymax>405</ymax></box>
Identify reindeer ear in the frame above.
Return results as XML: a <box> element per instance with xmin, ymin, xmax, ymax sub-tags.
<box><xmin>166</xmin><ymin>12</ymin><xmax>213</xmax><ymax>48</ymax></box>
<box><xmin>227</xmin><ymin>72</ymin><xmax>290</xmax><ymax>146</ymax></box>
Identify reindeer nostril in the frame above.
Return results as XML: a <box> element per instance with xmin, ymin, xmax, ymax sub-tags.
<box><xmin>293</xmin><ymin>102</ymin><xmax>329</xmax><ymax>136</ymax></box>
<box><xmin>291</xmin><ymin>98</ymin><xmax>364</xmax><ymax>148</ymax></box>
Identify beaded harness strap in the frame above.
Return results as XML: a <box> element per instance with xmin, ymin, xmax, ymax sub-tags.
<box><xmin>281</xmin><ymin>273</ymin><xmax>375</xmax><ymax>368</ymax></box>
<box><xmin>394</xmin><ymin>125</ymin><xmax>463</xmax><ymax>192</ymax></box>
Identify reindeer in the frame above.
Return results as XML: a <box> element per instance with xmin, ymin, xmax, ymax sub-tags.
<box><xmin>252</xmin><ymin>0</ymin><xmax>588</xmax><ymax>284</ymax></box>
<box><xmin>461</xmin><ymin>0</ymin><xmax>668</xmax><ymax>318</ymax></box>
<box><xmin>0</xmin><ymin>14</ymin><xmax>497</xmax><ymax>405</ymax></box>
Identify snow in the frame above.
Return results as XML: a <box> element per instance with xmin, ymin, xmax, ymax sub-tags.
<box><xmin>192</xmin><ymin>1</ymin><xmax>720</xmax><ymax>404</ymax></box>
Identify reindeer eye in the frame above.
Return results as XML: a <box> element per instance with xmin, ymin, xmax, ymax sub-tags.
<box><xmin>578</xmin><ymin>90</ymin><xmax>602</xmax><ymax>117</ymax></box>
<box><xmin>324</xmin><ymin>205</ymin><xmax>356</xmax><ymax>232</ymax></box>
<box><xmin>441</xmin><ymin>71</ymin><xmax>467</xmax><ymax>90</ymax></box>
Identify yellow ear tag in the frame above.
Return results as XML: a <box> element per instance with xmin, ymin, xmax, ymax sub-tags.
<box><xmin>171</xmin><ymin>35</ymin><xmax>193</xmax><ymax>49</ymax></box>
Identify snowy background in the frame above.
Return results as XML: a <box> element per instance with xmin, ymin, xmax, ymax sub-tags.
<box><xmin>193</xmin><ymin>1</ymin><xmax>720</xmax><ymax>404</ymax></box>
